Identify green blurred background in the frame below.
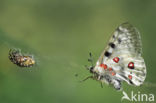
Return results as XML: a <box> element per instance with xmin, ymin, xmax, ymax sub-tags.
<box><xmin>0</xmin><ymin>0</ymin><xmax>156</xmax><ymax>103</ymax></box>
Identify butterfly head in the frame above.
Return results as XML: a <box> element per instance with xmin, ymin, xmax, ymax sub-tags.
<box><xmin>88</xmin><ymin>66</ymin><xmax>94</xmax><ymax>73</ymax></box>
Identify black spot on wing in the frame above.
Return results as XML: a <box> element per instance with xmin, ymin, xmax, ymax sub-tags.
<box><xmin>109</xmin><ymin>42</ymin><xmax>115</xmax><ymax>48</ymax></box>
<box><xmin>129</xmin><ymin>80</ymin><xmax>134</xmax><ymax>85</ymax></box>
<box><xmin>116</xmin><ymin>27</ymin><xmax>122</xmax><ymax>32</ymax></box>
<box><xmin>112</xmin><ymin>35</ymin><xmax>115</xmax><ymax>38</ymax></box>
<box><xmin>104</xmin><ymin>51</ymin><xmax>111</xmax><ymax>57</ymax></box>
<box><xmin>118</xmin><ymin>38</ymin><xmax>121</xmax><ymax>43</ymax></box>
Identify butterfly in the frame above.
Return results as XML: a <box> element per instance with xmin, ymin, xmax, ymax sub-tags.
<box><xmin>9</xmin><ymin>48</ymin><xmax>35</xmax><ymax>67</ymax></box>
<box><xmin>84</xmin><ymin>22</ymin><xmax>146</xmax><ymax>90</ymax></box>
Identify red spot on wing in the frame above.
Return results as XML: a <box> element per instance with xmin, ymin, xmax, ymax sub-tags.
<box><xmin>111</xmin><ymin>72</ymin><xmax>116</xmax><ymax>76</ymax></box>
<box><xmin>128</xmin><ymin>62</ymin><xmax>134</xmax><ymax>69</ymax></box>
<box><xmin>109</xmin><ymin>68</ymin><xmax>113</xmax><ymax>71</ymax></box>
<box><xmin>128</xmin><ymin>75</ymin><xmax>132</xmax><ymax>80</ymax></box>
<box><xmin>100</xmin><ymin>64</ymin><xmax>107</xmax><ymax>70</ymax></box>
<box><xmin>113</xmin><ymin>57</ymin><xmax>119</xmax><ymax>63</ymax></box>
<box><xmin>99</xmin><ymin>64</ymin><xmax>104</xmax><ymax>67</ymax></box>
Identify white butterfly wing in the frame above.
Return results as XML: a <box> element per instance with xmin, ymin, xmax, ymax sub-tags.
<box><xmin>97</xmin><ymin>22</ymin><xmax>146</xmax><ymax>89</ymax></box>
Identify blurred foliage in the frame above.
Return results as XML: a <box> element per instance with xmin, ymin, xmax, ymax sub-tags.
<box><xmin>0</xmin><ymin>0</ymin><xmax>156</xmax><ymax>103</ymax></box>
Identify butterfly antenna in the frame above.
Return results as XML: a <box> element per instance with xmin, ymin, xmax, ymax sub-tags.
<box><xmin>88</xmin><ymin>52</ymin><xmax>94</xmax><ymax>67</ymax></box>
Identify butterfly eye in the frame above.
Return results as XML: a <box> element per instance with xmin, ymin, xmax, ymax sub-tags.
<box><xmin>89</xmin><ymin>66</ymin><xmax>94</xmax><ymax>73</ymax></box>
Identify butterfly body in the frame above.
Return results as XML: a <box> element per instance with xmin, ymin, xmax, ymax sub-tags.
<box><xmin>87</xmin><ymin>22</ymin><xmax>146</xmax><ymax>90</ymax></box>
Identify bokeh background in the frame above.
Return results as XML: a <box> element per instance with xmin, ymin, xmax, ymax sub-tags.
<box><xmin>0</xmin><ymin>0</ymin><xmax>156</xmax><ymax>103</ymax></box>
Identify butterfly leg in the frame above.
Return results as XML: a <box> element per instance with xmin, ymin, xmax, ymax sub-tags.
<box><xmin>100</xmin><ymin>82</ymin><xmax>103</xmax><ymax>88</ymax></box>
<box><xmin>80</xmin><ymin>76</ymin><xmax>93</xmax><ymax>82</ymax></box>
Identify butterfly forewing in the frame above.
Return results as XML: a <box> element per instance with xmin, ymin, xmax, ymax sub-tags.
<box><xmin>93</xmin><ymin>22</ymin><xmax>146</xmax><ymax>90</ymax></box>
